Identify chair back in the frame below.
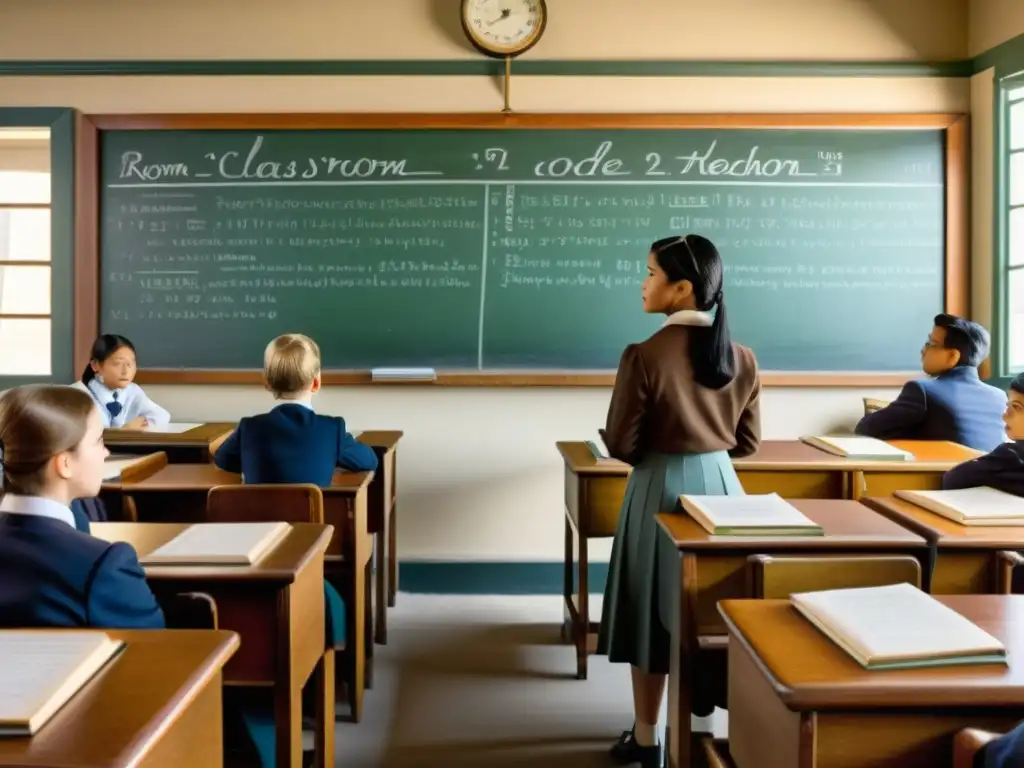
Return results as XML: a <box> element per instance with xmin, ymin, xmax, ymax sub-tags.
<box><xmin>206</xmin><ymin>484</ymin><xmax>324</xmax><ymax>524</ymax></box>
<box><xmin>748</xmin><ymin>554</ymin><xmax>922</xmax><ymax>599</ymax></box>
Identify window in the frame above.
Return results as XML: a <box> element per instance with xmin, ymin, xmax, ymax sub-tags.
<box><xmin>1001</xmin><ymin>82</ymin><xmax>1024</xmax><ymax>372</ymax></box>
<box><xmin>0</xmin><ymin>168</ymin><xmax>51</xmax><ymax>375</ymax></box>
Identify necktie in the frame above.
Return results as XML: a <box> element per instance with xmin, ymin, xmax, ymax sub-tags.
<box><xmin>106</xmin><ymin>391</ymin><xmax>122</xmax><ymax>420</ymax></box>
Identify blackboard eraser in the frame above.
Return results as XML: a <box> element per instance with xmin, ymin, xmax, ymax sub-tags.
<box><xmin>371</xmin><ymin>367</ymin><xmax>438</xmax><ymax>382</ymax></box>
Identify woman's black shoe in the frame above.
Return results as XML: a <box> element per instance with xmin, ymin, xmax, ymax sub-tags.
<box><xmin>610</xmin><ymin>727</ymin><xmax>661</xmax><ymax>766</ymax></box>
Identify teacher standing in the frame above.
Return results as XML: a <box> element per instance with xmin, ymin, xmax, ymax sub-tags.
<box><xmin>598</xmin><ymin>235</ymin><xmax>762</xmax><ymax>768</ymax></box>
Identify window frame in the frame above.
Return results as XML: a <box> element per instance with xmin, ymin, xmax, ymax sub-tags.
<box><xmin>0</xmin><ymin>109</ymin><xmax>76</xmax><ymax>387</ymax></box>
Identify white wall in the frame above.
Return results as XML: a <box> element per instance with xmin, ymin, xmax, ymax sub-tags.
<box><xmin>0</xmin><ymin>0</ymin><xmax>974</xmax><ymax>560</ymax></box>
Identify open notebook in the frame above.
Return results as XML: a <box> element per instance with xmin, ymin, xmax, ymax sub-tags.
<box><xmin>144</xmin><ymin>422</ymin><xmax>202</xmax><ymax>434</ymax></box>
<box><xmin>895</xmin><ymin>487</ymin><xmax>1024</xmax><ymax>526</ymax></box>
<box><xmin>101</xmin><ymin>455</ymin><xmax>142</xmax><ymax>481</ymax></box>
<box><xmin>801</xmin><ymin>435</ymin><xmax>911</xmax><ymax>461</ymax></box>
<box><xmin>140</xmin><ymin>522</ymin><xmax>290</xmax><ymax>566</ymax></box>
<box><xmin>0</xmin><ymin>631</ymin><xmax>124</xmax><ymax>736</ymax></box>
<box><xmin>791</xmin><ymin>582</ymin><xmax>1007</xmax><ymax>670</ymax></box>
<box><xmin>679</xmin><ymin>493</ymin><xmax>824</xmax><ymax>536</ymax></box>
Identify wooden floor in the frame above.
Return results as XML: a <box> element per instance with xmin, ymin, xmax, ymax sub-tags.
<box><xmin>329</xmin><ymin>594</ymin><xmax>725</xmax><ymax>767</ymax></box>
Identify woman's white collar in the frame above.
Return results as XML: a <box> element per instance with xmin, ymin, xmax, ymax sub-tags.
<box><xmin>662</xmin><ymin>309</ymin><xmax>713</xmax><ymax>328</ymax></box>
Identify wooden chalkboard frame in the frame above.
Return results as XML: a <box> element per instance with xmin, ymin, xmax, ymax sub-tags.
<box><xmin>79</xmin><ymin>112</ymin><xmax>969</xmax><ymax>388</ymax></box>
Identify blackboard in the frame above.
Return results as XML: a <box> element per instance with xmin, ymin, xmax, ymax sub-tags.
<box><xmin>93</xmin><ymin>114</ymin><xmax>966</xmax><ymax>385</ymax></box>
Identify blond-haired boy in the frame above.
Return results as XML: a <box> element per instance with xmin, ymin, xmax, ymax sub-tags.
<box><xmin>214</xmin><ymin>333</ymin><xmax>378</xmax><ymax>484</ymax></box>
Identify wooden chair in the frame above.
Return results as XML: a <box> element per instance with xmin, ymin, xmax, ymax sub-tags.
<box><xmin>700</xmin><ymin>737</ymin><xmax>736</xmax><ymax>768</ymax></box>
<box><xmin>996</xmin><ymin>550</ymin><xmax>1024</xmax><ymax>594</ymax></box>
<box><xmin>748</xmin><ymin>554</ymin><xmax>922</xmax><ymax>599</ymax></box>
<box><xmin>863</xmin><ymin>397</ymin><xmax>889</xmax><ymax>416</ymax></box>
<box><xmin>206</xmin><ymin>484</ymin><xmax>355</xmax><ymax>721</ymax></box>
<box><xmin>953</xmin><ymin>727</ymin><xmax>1001</xmax><ymax>768</ymax></box>
<box><xmin>163</xmin><ymin>592</ymin><xmax>219</xmax><ymax>629</ymax></box>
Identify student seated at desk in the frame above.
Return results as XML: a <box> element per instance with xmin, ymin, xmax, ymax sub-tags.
<box><xmin>72</xmin><ymin>334</ymin><xmax>170</xmax><ymax>430</ymax></box>
<box><xmin>977</xmin><ymin>722</ymin><xmax>1024</xmax><ymax>768</ymax></box>
<box><xmin>854</xmin><ymin>314</ymin><xmax>1006</xmax><ymax>452</ymax></box>
<box><xmin>943</xmin><ymin>373</ymin><xmax>1024</xmax><ymax>496</ymax></box>
<box><xmin>213</xmin><ymin>332</ymin><xmax>378</xmax><ymax>482</ymax></box>
<box><xmin>0</xmin><ymin>384</ymin><xmax>165</xmax><ymax>629</ymax></box>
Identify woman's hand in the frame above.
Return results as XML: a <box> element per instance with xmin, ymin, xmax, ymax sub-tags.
<box><xmin>123</xmin><ymin>417</ymin><xmax>149</xmax><ymax>430</ymax></box>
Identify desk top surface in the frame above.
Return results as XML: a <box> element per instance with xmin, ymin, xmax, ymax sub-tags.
<box><xmin>93</xmin><ymin>521</ymin><xmax>333</xmax><ymax>582</ymax></box>
<box><xmin>0</xmin><ymin>628</ymin><xmax>238</xmax><ymax>766</ymax></box>
<box><xmin>656</xmin><ymin>499</ymin><xmax>927</xmax><ymax>550</ymax></box>
<box><xmin>720</xmin><ymin>595</ymin><xmax>1024</xmax><ymax>709</ymax></box>
<box><xmin>103</xmin><ymin>421</ymin><xmax>236</xmax><ymax>445</ymax></box>
<box><xmin>118</xmin><ymin>462</ymin><xmax>373</xmax><ymax>492</ymax></box>
<box><xmin>557</xmin><ymin>439</ymin><xmax>979</xmax><ymax>475</ymax></box>
<box><xmin>865</xmin><ymin>495</ymin><xmax>1024</xmax><ymax>548</ymax></box>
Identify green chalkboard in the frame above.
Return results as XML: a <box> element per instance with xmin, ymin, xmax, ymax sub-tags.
<box><xmin>99</xmin><ymin>124</ymin><xmax>948</xmax><ymax>373</ymax></box>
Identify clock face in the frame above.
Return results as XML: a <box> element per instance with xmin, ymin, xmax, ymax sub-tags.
<box><xmin>462</xmin><ymin>0</ymin><xmax>547</xmax><ymax>57</ymax></box>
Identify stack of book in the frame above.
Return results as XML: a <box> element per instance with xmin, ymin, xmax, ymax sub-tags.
<box><xmin>679</xmin><ymin>493</ymin><xmax>824</xmax><ymax>537</ymax></box>
<box><xmin>895</xmin><ymin>487</ymin><xmax>1024</xmax><ymax>526</ymax></box>
<box><xmin>140</xmin><ymin>522</ymin><xmax>291</xmax><ymax>566</ymax></box>
<box><xmin>790</xmin><ymin>582</ymin><xmax>1007</xmax><ymax>670</ymax></box>
<box><xmin>801</xmin><ymin>435</ymin><xmax>911</xmax><ymax>461</ymax></box>
<box><xmin>0</xmin><ymin>631</ymin><xmax>124</xmax><ymax>736</ymax></box>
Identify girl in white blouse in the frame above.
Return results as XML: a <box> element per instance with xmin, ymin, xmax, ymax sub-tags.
<box><xmin>72</xmin><ymin>334</ymin><xmax>170</xmax><ymax>429</ymax></box>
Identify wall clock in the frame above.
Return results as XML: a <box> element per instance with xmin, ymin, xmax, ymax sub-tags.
<box><xmin>460</xmin><ymin>0</ymin><xmax>548</xmax><ymax>59</ymax></box>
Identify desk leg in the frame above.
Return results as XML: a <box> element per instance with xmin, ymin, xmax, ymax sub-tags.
<box><xmin>365</xmin><ymin>558</ymin><xmax>375</xmax><ymax>690</ymax></box>
<box><xmin>274</xmin><ymin>676</ymin><xmax>303</xmax><ymax>768</ymax></box>
<box><xmin>388</xmin><ymin>489</ymin><xmax>398</xmax><ymax>607</ymax></box>
<box><xmin>667</xmin><ymin>553</ymin><xmax>695</xmax><ymax>768</ymax></box>
<box><xmin>562</xmin><ymin>513</ymin><xmax>590</xmax><ymax>680</ymax></box>
<box><xmin>347</xmin><ymin>559</ymin><xmax>366</xmax><ymax>723</ymax></box>
<box><xmin>314</xmin><ymin>648</ymin><xmax>336</xmax><ymax>768</ymax></box>
<box><xmin>375</xmin><ymin>529</ymin><xmax>389</xmax><ymax>644</ymax></box>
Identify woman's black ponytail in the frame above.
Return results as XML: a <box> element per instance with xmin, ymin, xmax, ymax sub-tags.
<box><xmin>651</xmin><ymin>235</ymin><xmax>736</xmax><ymax>390</ymax></box>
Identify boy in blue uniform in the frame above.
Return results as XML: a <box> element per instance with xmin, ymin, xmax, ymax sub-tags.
<box><xmin>214</xmin><ymin>333</ymin><xmax>378</xmax><ymax>482</ymax></box>
<box><xmin>943</xmin><ymin>373</ymin><xmax>1024</xmax><ymax>496</ymax></box>
<box><xmin>855</xmin><ymin>314</ymin><xmax>1007</xmax><ymax>452</ymax></box>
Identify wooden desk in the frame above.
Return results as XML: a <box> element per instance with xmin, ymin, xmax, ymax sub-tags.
<box><xmin>94</xmin><ymin>523</ymin><xmax>334</xmax><ymax>767</ymax></box>
<box><xmin>104</xmin><ymin>422</ymin><xmax>236</xmax><ymax>463</ymax></box>
<box><xmin>556</xmin><ymin>438</ymin><xmax>976</xmax><ymax>680</ymax></box>
<box><xmin>357</xmin><ymin>430</ymin><xmax>403</xmax><ymax>645</ymax></box>
<box><xmin>108</xmin><ymin>462</ymin><xmax>376</xmax><ymax>703</ymax></box>
<box><xmin>865</xmin><ymin>494</ymin><xmax>1024</xmax><ymax>594</ymax></box>
<box><xmin>719</xmin><ymin>596</ymin><xmax>1024</xmax><ymax>768</ymax></box>
<box><xmin>656</xmin><ymin>500</ymin><xmax>929</xmax><ymax>768</ymax></box>
<box><xmin>851</xmin><ymin>440</ymin><xmax>981</xmax><ymax>499</ymax></box>
<box><xmin>0</xmin><ymin>629</ymin><xmax>239</xmax><ymax>767</ymax></box>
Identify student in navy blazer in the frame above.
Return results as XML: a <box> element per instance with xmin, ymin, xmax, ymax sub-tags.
<box><xmin>0</xmin><ymin>384</ymin><xmax>164</xmax><ymax>630</ymax></box>
<box><xmin>977</xmin><ymin>722</ymin><xmax>1024</xmax><ymax>767</ymax></box>
<box><xmin>855</xmin><ymin>314</ymin><xmax>1007</xmax><ymax>453</ymax></box>
<box><xmin>214</xmin><ymin>334</ymin><xmax>378</xmax><ymax>482</ymax></box>
<box><xmin>943</xmin><ymin>373</ymin><xmax>1024</xmax><ymax>496</ymax></box>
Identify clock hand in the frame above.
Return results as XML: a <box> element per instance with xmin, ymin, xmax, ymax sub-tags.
<box><xmin>487</xmin><ymin>8</ymin><xmax>512</xmax><ymax>25</ymax></box>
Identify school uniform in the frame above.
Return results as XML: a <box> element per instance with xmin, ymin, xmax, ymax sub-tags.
<box><xmin>598</xmin><ymin>310</ymin><xmax>761</xmax><ymax>709</ymax></box>
<box><xmin>942</xmin><ymin>441</ymin><xmax>1024</xmax><ymax>496</ymax></box>
<box><xmin>982</xmin><ymin>722</ymin><xmax>1024</xmax><ymax>768</ymax></box>
<box><xmin>72</xmin><ymin>378</ymin><xmax>171</xmax><ymax>429</ymax></box>
<box><xmin>213</xmin><ymin>402</ymin><xmax>374</xmax><ymax>677</ymax></box>
<box><xmin>213</xmin><ymin>401</ymin><xmax>379</xmax><ymax>483</ymax></box>
<box><xmin>854</xmin><ymin>367</ymin><xmax>1007</xmax><ymax>453</ymax></box>
<box><xmin>0</xmin><ymin>495</ymin><xmax>165</xmax><ymax>629</ymax></box>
